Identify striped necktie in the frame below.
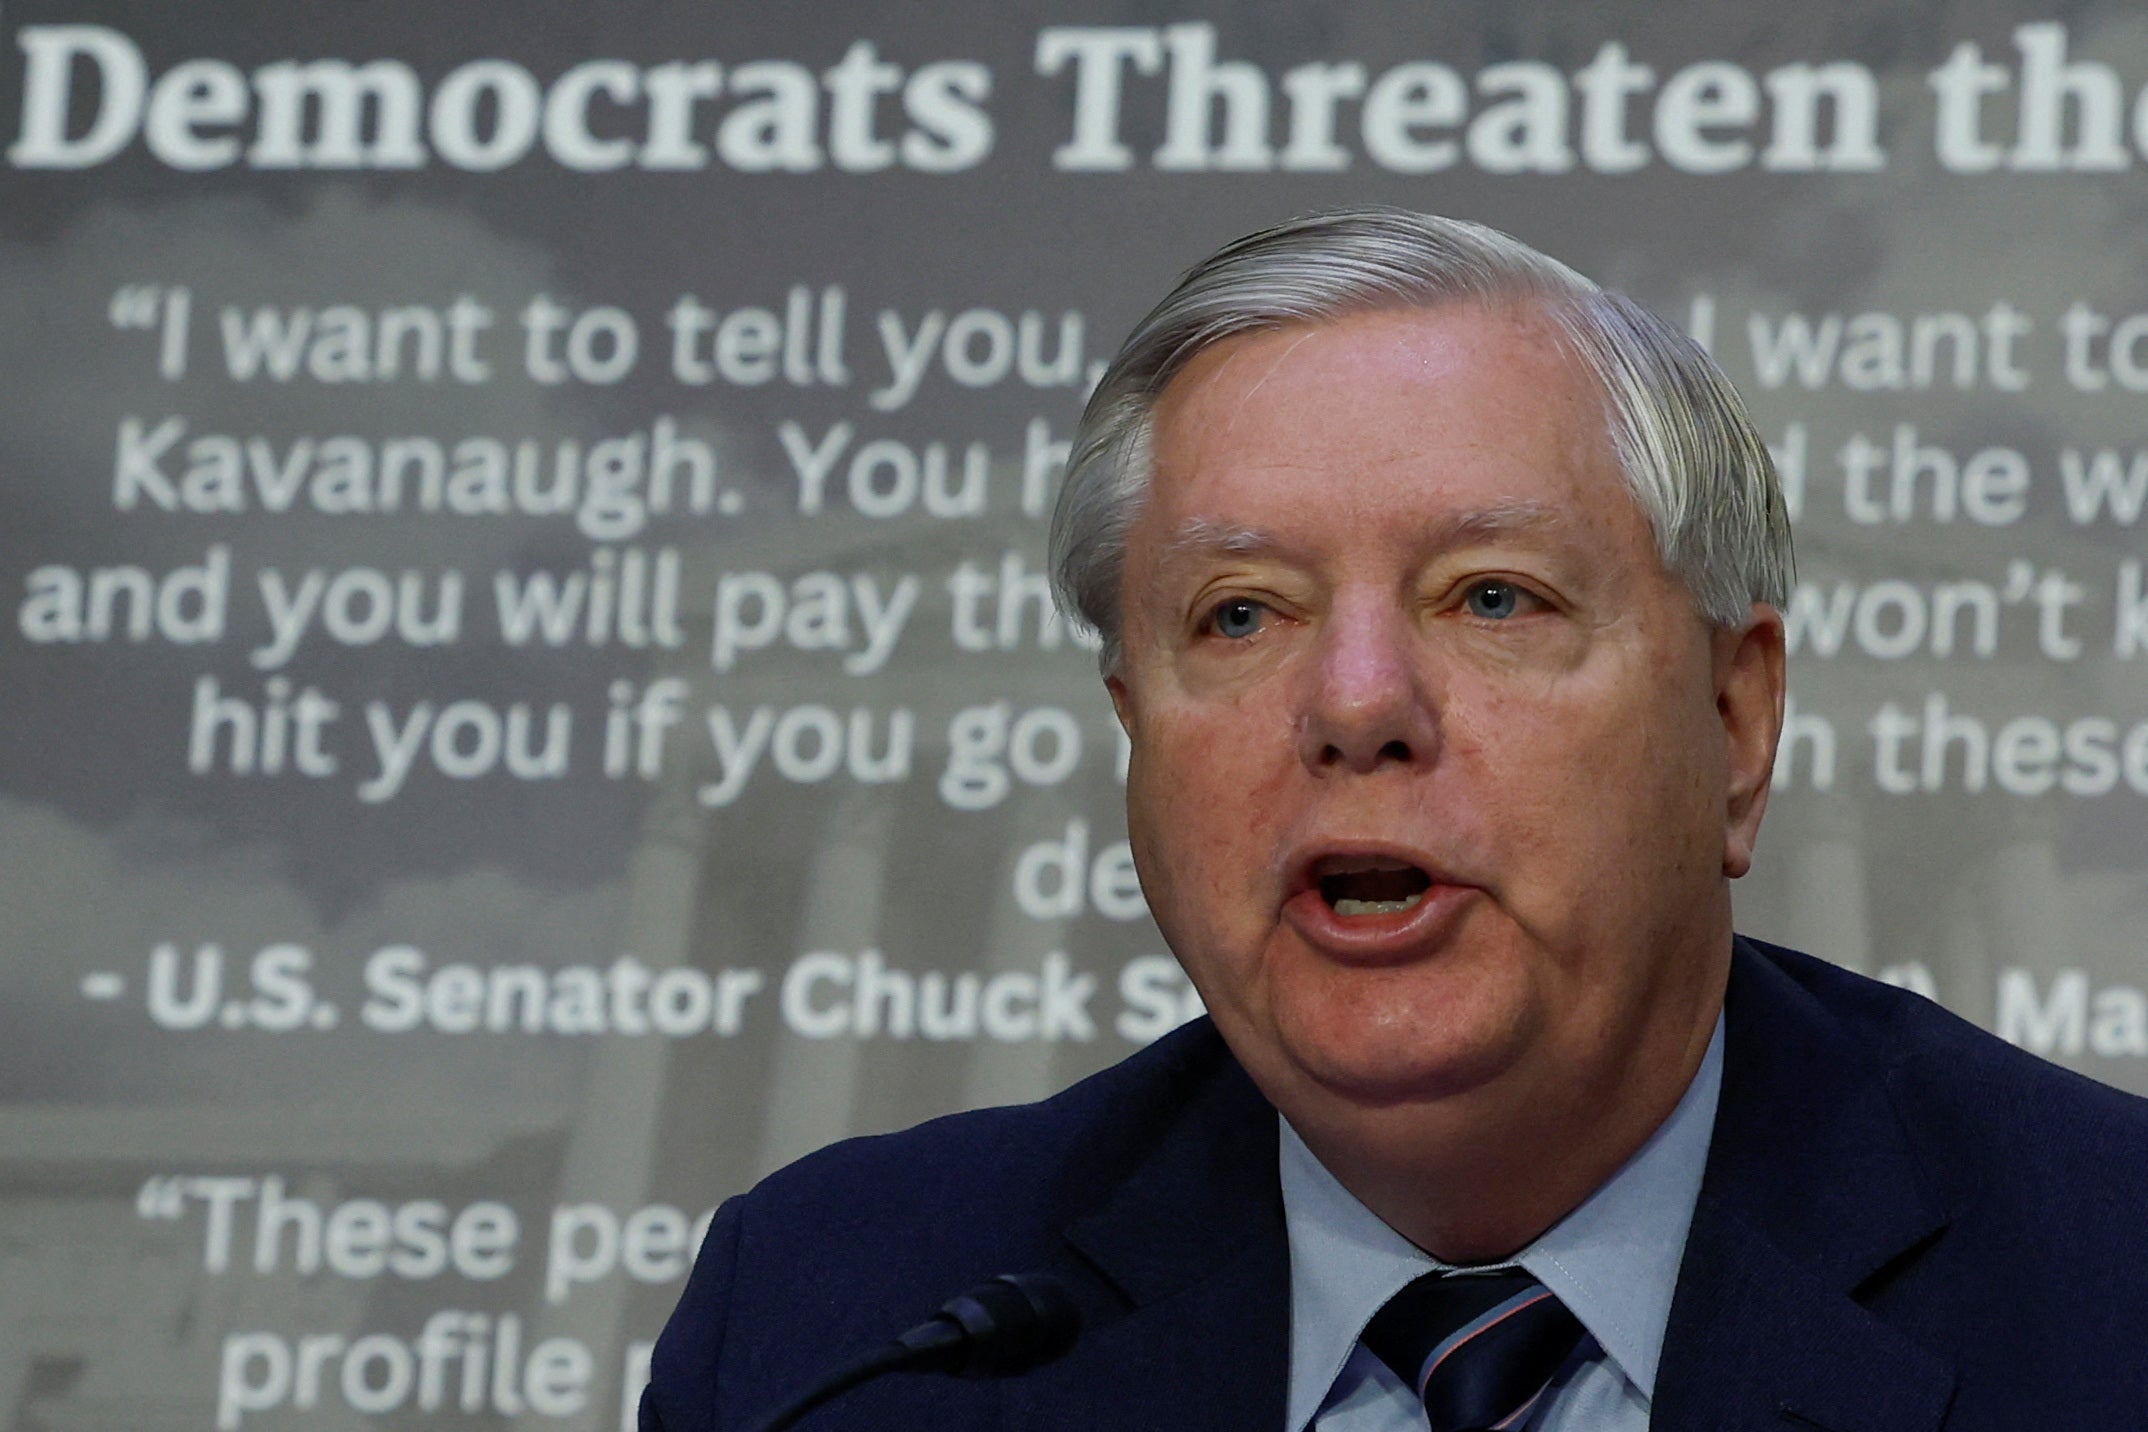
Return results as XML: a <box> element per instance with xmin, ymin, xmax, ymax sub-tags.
<box><xmin>1359</xmin><ymin>1269</ymin><xmax>1585</xmax><ymax>1431</ymax></box>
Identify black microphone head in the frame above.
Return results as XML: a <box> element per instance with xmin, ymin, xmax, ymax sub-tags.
<box><xmin>918</xmin><ymin>1271</ymin><xmax>1082</xmax><ymax>1377</ymax></box>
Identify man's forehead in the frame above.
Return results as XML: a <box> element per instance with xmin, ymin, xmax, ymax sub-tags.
<box><xmin>1155</xmin><ymin>500</ymin><xmax>1575</xmax><ymax>567</ymax></box>
<box><xmin>1131</xmin><ymin>304</ymin><xmax>1647</xmax><ymax>591</ymax></box>
<box><xmin>1148</xmin><ymin>305</ymin><xmax>1611</xmax><ymax>479</ymax></box>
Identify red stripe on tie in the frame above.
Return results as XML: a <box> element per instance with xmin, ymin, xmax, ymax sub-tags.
<box><xmin>1416</xmin><ymin>1289</ymin><xmax>1554</xmax><ymax>1397</ymax></box>
<box><xmin>1490</xmin><ymin>1384</ymin><xmax>1549</xmax><ymax>1430</ymax></box>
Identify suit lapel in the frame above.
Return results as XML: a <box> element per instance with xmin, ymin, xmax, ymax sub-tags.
<box><xmin>1002</xmin><ymin>943</ymin><xmax>1962</xmax><ymax>1431</ymax></box>
<box><xmin>1654</xmin><ymin>941</ymin><xmax>1955</xmax><ymax>1432</ymax></box>
<box><xmin>1008</xmin><ymin>1026</ymin><xmax>1291</xmax><ymax>1432</ymax></box>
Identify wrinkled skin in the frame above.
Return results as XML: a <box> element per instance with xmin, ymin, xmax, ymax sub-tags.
<box><xmin>1107</xmin><ymin>304</ymin><xmax>1785</xmax><ymax>1259</ymax></box>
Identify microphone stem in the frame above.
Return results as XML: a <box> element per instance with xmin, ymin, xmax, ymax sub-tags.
<box><xmin>742</xmin><ymin>1334</ymin><xmax>937</xmax><ymax>1432</ymax></box>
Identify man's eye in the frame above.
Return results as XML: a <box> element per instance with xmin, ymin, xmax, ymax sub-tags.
<box><xmin>1462</xmin><ymin>579</ymin><xmax>1530</xmax><ymax>620</ymax></box>
<box><xmin>1205</xmin><ymin>597</ymin><xmax>1267</xmax><ymax>639</ymax></box>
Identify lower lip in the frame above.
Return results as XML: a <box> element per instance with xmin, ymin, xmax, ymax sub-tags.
<box><xmin>1282</xmin><ymin>882</ymin><xmax>1479</xmax><ymax>962</ymax></box>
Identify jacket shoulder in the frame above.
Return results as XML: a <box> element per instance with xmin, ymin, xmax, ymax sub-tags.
<box><xmin>643</xmin><ymin>1018</ymin><xmax>1262</xmax><ymax>1431</ymax></box>
<box><xmin>739</xmin><ymin>1015</ymin><xmax>1247</xmax><ymax>1245</ymax></box>
<box><xmin>1746</xmin><ymin>937</ymin><xmax>2148</xmax><ymax>1227</ymax></box>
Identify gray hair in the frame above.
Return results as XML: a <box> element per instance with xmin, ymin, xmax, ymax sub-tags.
<box><xmin>1048</xmin><ymin>207</ymin><xmax>1793</xmax><ymax>673</ymax></box>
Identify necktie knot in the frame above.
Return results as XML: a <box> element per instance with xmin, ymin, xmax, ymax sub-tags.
<box><xmin>1360</xmin><ymin>1269</ymin><xmax>1584</xmax><ymax>1431</ymax></box>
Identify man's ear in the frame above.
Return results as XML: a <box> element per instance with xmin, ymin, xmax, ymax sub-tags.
<box><xmin>1105</xmin><ymin>672</ymin><xmax>1133</xmax><ymax>734</ymax></box>
<box><xmin>1715</xmin><ymin>603</ymin><xmax>1787</xmax><ymax>879</ymax></box>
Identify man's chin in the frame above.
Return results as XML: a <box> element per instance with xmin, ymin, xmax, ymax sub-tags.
<box><xmin>1223</xmin><ymin>1005</ymin><xmax>1533</xmax><ymax>1117</ymax></box>
<box><xmin>1247</xmin><ymin>969</ymin><xmax>1539</xmax><ymax>1110</ymax></box>
<box><xmin>1288</xmin><ymin>1039</ymin><xmax>1518</xmax><ymax>1109</ymax></box>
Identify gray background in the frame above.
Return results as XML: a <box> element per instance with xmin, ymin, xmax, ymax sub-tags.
<box><xmin>4</xmin><ymin>2</ymin><xmax>2146</xmax><ymax>1427</ymax></box>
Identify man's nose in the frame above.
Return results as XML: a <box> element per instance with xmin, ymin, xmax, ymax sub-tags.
<box><xmin>1295</xmin><ymin>598</ymin><xmax>1440</xmax><ymax>774</ymax></box>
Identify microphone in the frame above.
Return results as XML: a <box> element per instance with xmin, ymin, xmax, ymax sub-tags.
<box><xmin>744</xmin><ymin>1272</ymin><xmax>1081</xmax><ymax>1432</ymax></box>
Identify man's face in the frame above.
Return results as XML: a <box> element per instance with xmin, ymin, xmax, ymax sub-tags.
<box><xmin>1109</xmin><ymin>303</ymin><xmax>1780</xmax><ymax>1146</ymax></box>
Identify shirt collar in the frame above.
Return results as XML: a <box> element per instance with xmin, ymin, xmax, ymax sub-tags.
<box><xmin>1280</xmin><ymin>1015</ymin><xmax>1724</xmax><ymax>1431</ymax></box>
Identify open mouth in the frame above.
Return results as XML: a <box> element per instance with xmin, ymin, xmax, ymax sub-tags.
<box><xmin>1315</xmin><ymin>858</ymin><xmax>1435</xmax><ymax>917</ymax></box>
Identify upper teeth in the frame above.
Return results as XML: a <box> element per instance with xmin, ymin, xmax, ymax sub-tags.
<box><xmin>1334</xmin><ymin>893</ymin><xmax>1425</xmax><ymax>916</ymax></box>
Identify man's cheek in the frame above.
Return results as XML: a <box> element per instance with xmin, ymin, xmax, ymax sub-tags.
<box><xmin>1439</xmin><ymin>693</ymin><xmax>1563</xmax><ymax>766</ymax></box>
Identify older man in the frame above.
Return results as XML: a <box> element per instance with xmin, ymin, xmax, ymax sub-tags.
<box><xmin>644</xmin><ymin>211</ymin><xmax>2148</xmax><ymax>1431</ymax></box>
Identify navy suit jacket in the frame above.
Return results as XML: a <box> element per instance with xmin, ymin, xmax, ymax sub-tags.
<box><xmin>643</xmin><ymin>939</ymin><xmax>2148</xmax><ymax>1430</ymax></box>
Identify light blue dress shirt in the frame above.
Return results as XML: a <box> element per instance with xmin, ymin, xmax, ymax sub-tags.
<box><xmin>1281</xmin><ymin>1016</ymin><xmax>1724</xmax><ymax>1431</ymax></box>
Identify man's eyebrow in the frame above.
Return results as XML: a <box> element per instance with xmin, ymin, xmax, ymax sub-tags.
<box><xmin>1162</xmin><ymin>517</ymin><xmax>1290</xmax><ymax>560</ymax></box>
<box><xmin>1159</xmin><ymin>500</ymin><xmax>1569</xmax><ymax>562</ymax></box>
